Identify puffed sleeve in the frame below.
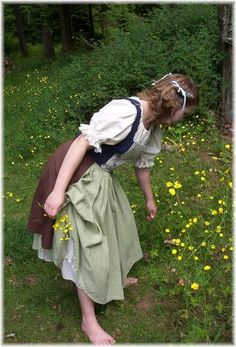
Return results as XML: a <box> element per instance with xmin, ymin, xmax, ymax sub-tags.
<box><xmin>79</xmin><ymin>99</ymin><xmax>137</xmax><ymax>153</ymax></box>
<box><xmin>135</xmin><ymin>126</ymin><xmax>162</xmax><ymax>168</ymax></box>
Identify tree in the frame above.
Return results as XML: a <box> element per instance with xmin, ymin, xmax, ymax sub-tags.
<box><xmin>88</xmin><ymin>5</ymin><xmax>95</xmax><ymax>39</ymax></box>
<box><xmin>13</xmin><ymin>4</ymin><xmax>28</xmax><ymax>57</ymax></box>
<box><xmin>218</xmin><ymin>4</ymin><xmax>232</xmax><ymax>124</ymax></box>
<box><xmin>42</xmin><ymin>25</ymin><xmax>54</xmax><ymax>58</ymax></box>
<box><xmin>59</xmin><ymin>4</ymin><xmax>73</xmax><ymax>53</ymax></box>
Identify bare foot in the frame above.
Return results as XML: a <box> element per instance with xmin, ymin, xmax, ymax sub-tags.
<box><xmin>81</xmin><ymin>317</ymin><xmax>116</xmax><ymax>345</ymax></box>
<box><xmin>124</xmin><ymin>276</ymin><xmax>138</xmax><ymax>287</ymax></box>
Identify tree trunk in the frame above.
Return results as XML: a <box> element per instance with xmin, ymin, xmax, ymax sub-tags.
<box><xmin>59</xmin><ymin>4</ymin><xmax>73</xmax><ymax>53</ymax></box>
<box><xmin>218</xmin><ymin>4</ymin><xmax>232</xmax><ymax>124</ymax></box>
<box><xmin>88</xmin><ymin>5</ymin><xmax>95</xmax><ymax>38</ymax></box>
<box><xmin>13</xmin><ymin>5</ymin><xmax>28</xmax><ymax>57</ymax></box>
<box><xmin>42</xmin><ymin>25</ymin><xmax>55</xmax><ymax>59</ymax></box>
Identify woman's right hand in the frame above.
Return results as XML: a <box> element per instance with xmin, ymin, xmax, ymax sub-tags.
<box><xmin>44</xmin><ymin>189</ymin><xmax>65</xmax><ymax>219</ymax></box>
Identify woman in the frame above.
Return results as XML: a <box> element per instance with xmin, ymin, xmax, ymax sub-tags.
<box><xmin>28</xmin><ymin>73</ymin><xmax>199</xmax><ymax>344</ymax></box>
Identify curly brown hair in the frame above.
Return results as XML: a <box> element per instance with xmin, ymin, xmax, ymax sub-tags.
<box><xmin>137</xmin><ymin>73</ymin><xmax>199</xmax><ymax>121</ymax></box>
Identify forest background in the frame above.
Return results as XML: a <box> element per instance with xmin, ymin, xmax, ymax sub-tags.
<box><xmin>4</xmin><ymin>3</ymin><xmax>233</xmax><ymax>344</ymax></box>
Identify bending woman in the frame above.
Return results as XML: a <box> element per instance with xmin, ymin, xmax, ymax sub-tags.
<box><xmin>28</xmin><ymin>73</ymin><xmax>199</xmax><ymax>344</ymax></box>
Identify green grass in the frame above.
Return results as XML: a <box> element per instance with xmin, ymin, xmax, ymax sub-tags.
<box><xmin>4</xmin><ymin>52</ymin><xmax>232</xmax><ymax>344</ymax></box>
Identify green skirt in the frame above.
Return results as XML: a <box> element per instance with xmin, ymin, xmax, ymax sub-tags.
<box><xmin>33</xmin><ymin>163</ymin><xmax>143</xmax><ymax>304</ymax></box>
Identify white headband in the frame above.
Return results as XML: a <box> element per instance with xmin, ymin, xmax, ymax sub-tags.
<box><xmin>151</xmin><ymin>73</ymin><xmax>193</xmax><ymax>111</ymax></box>
<box><xmin>171</xmin><ymin>80</ymin><xmax>187</xmax><ymax>111</ymax></box>
<box><xmin>151</xmin><ymin>73</ymin><xmax>172</xmax><ymax>86</ymax></box>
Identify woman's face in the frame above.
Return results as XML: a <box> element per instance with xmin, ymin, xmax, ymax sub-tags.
<box><xmin>161</xmin><ymin>105</ymin><xmax>194</xmax><ymax>126</ymax></box>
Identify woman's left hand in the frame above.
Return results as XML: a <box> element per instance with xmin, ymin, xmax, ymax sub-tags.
<box><xmin>146</xmin><ymin>200</ymin><xmax>157</xmax><ymax>221</ymax></box>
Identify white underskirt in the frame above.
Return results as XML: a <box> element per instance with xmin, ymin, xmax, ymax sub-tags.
<box><xmin>33</xmin><ymin>234</ymin><xmax>78</xmax><ymax>286</ymax></box>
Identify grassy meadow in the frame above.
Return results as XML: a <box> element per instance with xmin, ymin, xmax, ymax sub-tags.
<box><xmin>4</xmin><ymin>52</ymin><xmax>232</xmax><ymax>344</ymax></box>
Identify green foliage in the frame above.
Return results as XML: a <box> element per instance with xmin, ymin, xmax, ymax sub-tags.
<box><xmin>48</xmin><ymin>4</ymin><xmax>222</xmax><ymax>123</ymax></box>
<box><xmin>5</xmin><ymin>4</ymin><xmax>222</xmax><ymax>115</ymax></box>
<box><xmin>4</xmin><ymin>4</ymin><xmax>223</xmax><ymax>174</ymax></box>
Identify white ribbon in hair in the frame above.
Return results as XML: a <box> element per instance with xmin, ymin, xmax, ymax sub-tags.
<box><xmin>151</xmin><ymin>72</ymin><xmax>173</xmax><ymax>86</ymax></box>
<box><xmin>171</xmin><ymin>80</ymin><xmax>187</xmax><ymax>111</ymax></box>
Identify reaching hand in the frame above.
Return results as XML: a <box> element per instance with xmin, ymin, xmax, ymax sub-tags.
<box><xmin>44</xmin><ymin>189</ymin><xmax>65</xmax><ymax>219</ymax></box>
<box><xmin>146</xmin><ymin>200</ymin><xmax>157</xmax><ymax>221</ymax></box>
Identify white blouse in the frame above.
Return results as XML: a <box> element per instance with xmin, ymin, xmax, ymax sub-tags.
<box><xmin>79</xmin><ymin>96</ymin><xmax>162</xmax><ymax>171</ymax></box>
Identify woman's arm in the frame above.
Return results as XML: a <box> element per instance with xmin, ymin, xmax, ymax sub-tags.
<box><xmin>135</xmin><ymin>167</ymin><xmax>157</xmax><ymax>221</ymax></box>
<box><xmin>44</xmin><ymin>134</ymin><xmax>91</xmax><ymax>218</ymax></box>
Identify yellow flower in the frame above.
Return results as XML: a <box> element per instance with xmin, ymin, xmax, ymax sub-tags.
<box><xmin>166</xmin><ymin>181</ymin><xmax>173</xmax><ymax>187</ymax></box>
<box><xmin>216</xmin><ymin>225</ymin><xmax>222</xmax><ymax>232</ymax></box>
<box><xmin>195</xmin><ymin>171</ymin><xmax>200</xmax><ymax>175</ymax></box>
<box><xmin>218</xmin><ymin>199</ymin><xmax>223</xmax><ymax>205</ymax></box>
<box><xmin>229</xmin><ymin>181</ymin><xmax>232</xmax><ymax>188</ymax></box>
<box><xmin>221</xmin><ymin>247</ymin><xmax>226</xmax><ymax>252</ymax></box>
<box><xmin>211</xmin><ymin>245</ymin><xmax>216</xmax><ymax>249</ymax></box>
<box><xmin>204</xmin><ymin>265</ymin><xmax>211</xmax><ymax>271</ymax></box>
<box><xmin>219</xmin><ymin>233</ymin><xmax>224</xmax><ymax>237</ymax></box>
<box><xmin>223</xmin><ymin>255</ymin><xmax>229</xmax><ymax>260</ymax></box>
<box><xmin>197</xmin><ymin>194</ymin><xmax>202</xmax><ymax>198</ymax></box>
<box><xmin>225</xmin><ymin>144</ymin><xmax>231</xmax><ymax>149</ymax></box>
<box><xmin>60</xmin><ymin>216</ymin><xmax>66</xmax><ymax>222</ymax></box>
<box><xmin>53</xmin><ymin>223</ymin><xmax>60</xmax><ymax>230</ymax></box>
<box><xmin>174</xmin><ymin>181</ymin><xmax>182</xmax><ymax>189</ymax></box>
<box><xmin>193</xmin><ymin>218</ymin><xmax>198</xmax><ymax>223</ymax></box>
<box><xmin>191</xmin><ymin>282</ymin><xmax>199</xmax><ymax>290</ymax></box>
<box><xmin>211</xmin><ymin>210</ymin><xmax>218</xmax><ymax>215</ymax></box>
<box><xmin>175</xmin><ymin>239</ymin><xmax>181</xmax><ymax>245</ymax></box>
<box><xmin>230</xmin><ymin>246</ymin><xmax>233</xmax><ymax>251</ymax></box>
<box><xmin>194</xmin><ymin>256</ymin><xmax>199</xmax><ymax>261</ymax></box>
<box><xmin>172</xmin><ymin>249</ymin><xmax>177</xmax><ymax>255</ymax></box>
<box><xmin>180</xmin><ymin>242</ymin><xmax>185</xmax><ymax>247</ymax></box>
<box><xmin>165</xmin><ymin>228</ymin><xmax>171</xmax><ymax>233</ymax></box>
<box><xmin>181</xmin><ymin>228</ymin><xmax>186</xmax><ymax>233</ymax></box>
<box><xmin>170</xmin><ymin>167</ymin><xmax>175</xmax><ymax>171</ymax></box>
<box><xmin>177</xmin><ymin>256</ymin><xmax>182</xmax><ymax>261</ymax></box>
<box><xmin>205</xmin><ymin>221</ymin><xmax>210</xmax><ymax>226</ymax></box>
<box><xmin>212</xmin><ymin>156</ymin><xmax>218</xmax><ymax>160</ymax></box>
<box><xmin>188</xmin><ymin>246</ymin><xmax>194</xmax><ymax>251</ymax></box>
<box><xmin>201</xmin><ymin>242</ymin><xmax>207</xmax><ymax>247</ymax></box>
<box><xmin>218</xmin><ymin>207</ymin><xmax>224</xmax><ymax>214</ymax></box>
<box><xmin>169</xmin><ymin>188</ymin><xmax>176</xmax><ymax>196</ymax></box>
<box><xmin>201</xmin><ymin>177</ymin><xmax>206</xmax><ymax>181</ymax></box>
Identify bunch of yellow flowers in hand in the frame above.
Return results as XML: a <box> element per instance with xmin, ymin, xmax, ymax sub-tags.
<box><xmin>53</xmin><ymin>214</ymin><xmax>73</xmax><ymax>241</ymax></box>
